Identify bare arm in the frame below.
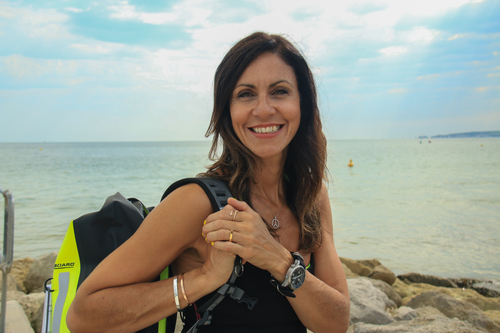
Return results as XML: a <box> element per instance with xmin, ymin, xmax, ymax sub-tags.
<box><xmin>66</xmin><ymin>184</ymin><xmax>235</xmax><ymax>333</ymax></box>
<box><xmin>287</xmin><ymin>185</ymin><xmax>350</xmax><ymax>332</ymax></box>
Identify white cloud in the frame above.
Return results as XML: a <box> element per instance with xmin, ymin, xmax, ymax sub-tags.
<box><xmin>1</xmin><ymin>55</ymin><xmax>77</xmax><ymax>79</ymax></box>
<box><xmin>71</xmin><ymin>42</ymin><xmax>125</xmax><ymax>54</ymax></box>
<box><xmin>408</xmin><ymin>27</ymin><xmax>439</xmax><ymax>44</ymax></box>
<box><xmin>65</xmin><ymin>7</ymin><xmax>84</xmax><ymax>13</ymax></box>
<box><xmin>417</xmin><ymin>73</ymin><xmax>441</xmax><ymax>80</ymax></box>
<box><xmin>389</xmin><ymin>88</ymin><xmax>408</xmax><ymax>93</ymax></box>
<box><xmin>379</xmin><ymin>46</ymin><xmax>408</xmax><ymax>56</ymax></box>
<box><xmin>108</xmin><ymin>3</ymin><xmax>178</xmax><ymax>24</ymax></box>
<box><xmin>475</xmin><ymin>86</ymin><xmax>500</xmax><ymax>93</ymax></box>
<box><xmin>0</xmin><ymin>5</ymin><xmax>72</xmax><ymax>40</ymax></box>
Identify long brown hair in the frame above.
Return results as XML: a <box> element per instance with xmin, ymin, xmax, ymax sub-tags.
<box><xmin>202</xmin><ymin>32</ymin><xmax>327</xmax><ymax>252</ymax></box>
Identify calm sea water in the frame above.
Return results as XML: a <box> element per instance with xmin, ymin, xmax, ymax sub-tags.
<box><xmin>0</xmin><ymin>139</ymin><xmax>499</xmax><ymax>280</ymax></box>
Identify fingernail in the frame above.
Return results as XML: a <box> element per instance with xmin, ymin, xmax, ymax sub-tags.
<box><xmin>211</xmin><ymin>241</ymin><xmax>214</xmax><ymax>246</ymax></box>
<box><xmin>203</xmin><ymin>220</ymin><xmax>206</xmax><ymax>225</ymax></box>
<box><xmin>202</xmin><ymin>231</ymin><xmax>205</xmax><ymax>237</ymax></box>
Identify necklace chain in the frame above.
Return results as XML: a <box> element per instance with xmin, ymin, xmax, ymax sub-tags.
<box><xmin>252</xmin><ymin>193</ymin><xmax>284</xmax><ymax>229</ymax></box>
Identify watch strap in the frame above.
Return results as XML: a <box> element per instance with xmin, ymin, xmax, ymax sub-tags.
<box><xmin>270</xmin><ymin>277</ymin><xmax>296</xmax><ymax>298</ymax></box>
<box><xmin>269</xmin><ymin>252</ymin><xmax>305</xmax><ymax>298</ymax></box>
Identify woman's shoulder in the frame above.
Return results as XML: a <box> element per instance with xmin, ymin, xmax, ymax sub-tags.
<box><xmin>156</xmin><ymin>181</ymin><xmax>214</xmax><ymax>218</ymax></box>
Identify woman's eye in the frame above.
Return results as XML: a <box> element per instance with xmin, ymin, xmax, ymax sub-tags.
<box><xmin>238</xmin><ymin>91</ymin><xmax>253</xmax><ymax>98</ymax></box>
<box><xmin>273</xmin><ymin>88</ymin><xmax>288</xmax><ymax>96</ymax></box>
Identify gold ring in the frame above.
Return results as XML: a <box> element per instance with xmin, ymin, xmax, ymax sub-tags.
<box><xmin>229</xmin><ymin>230</ymin><xmax>233</xmax><ymax>242</ymax></box>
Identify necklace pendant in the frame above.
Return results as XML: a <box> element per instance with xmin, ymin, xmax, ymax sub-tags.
<box><xmin>271</xmin><ymin>218</ymin><xmax>280</xmax><ymax>229</ymax></box>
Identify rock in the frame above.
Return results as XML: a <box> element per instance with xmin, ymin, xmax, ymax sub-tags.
<box><xmin>397</xmin><ymin>283</ymin><xmax>438</xmax><ymax>305</ymax></box>
<box><xmin>348</xmin><ymin>278</ymin><xmax>396</xmax><ymax>325</ymax></box>
<box><xmin>7</xmin><ymin>290</ymin><xmax>27</xmax><ymax>302</ymax></box>
<box><xmin>11</xmin><ymin>258</ymin><xmax>34</xmax><ymax>293</ymax></box>
<box><xmin>343</xmin><ymin>263</ymin><xmax>359</xmax><ymax>278</ymax></box>
<box><xmin>4</xmin><ymin>300</ymin><xmax>35</xmax><ymax>333</ymax></box>
<box><xmin>32</xmin><ymin>302</ymin><xmax>46</xmax><ymax>333</ymax></box>
<box><xmin>349</xmin><ymin>316</ymin><xmax>486</xmax><ymax>333</ymax></box>
<box><xmin>467</xmin><ymin>296</ymin><xmax>500</xmax><ymax>312</ymax></box>
<box><xmin>473</xmin><ymin>280</ymin><xmax>500</xmax><ymax>298</ymax></box>
<box><xmin>390</xmin><ymin>306</ymin><xmax>418</xmax><ymax>321</ymax></box>
<box><xmin>24</xmin><ymin>252</ymin><xmax>57</xmax><ymax>294</ymax></box>
<box><xmin>0</xmin><ymin>273</ymin><xmax>21</xmax><ymax>292</ymax></box>
<box><xmin>414</xmin><ymin>306</ymin><xmax>446</xmax><ymax>318</ymax></box>
<box><xmin>432</xmin><ymin>287</ymin><xmax>500</xmax><ymax>311</ymax></box>
<box><xmin>18</xmin><ymin>292</ymin><xmax>45</xmax><ymax>329</ymax></box>
<box><xmin>370</xmin><ymin>279</ymin><xmax>403</xmax><ymax>307</ymax></box>
<box><xmin>391</xmin><ymin>278</ymin><xmax>410</xmax><ymax>297</ymax></box>
<box><xmin>452</xmin><ymin>278</ymin><xmax>500</xmax><ymax>298</ymax></box>
<box><xmin>7</xmin><ymin>291</ymin><xmax>45</xmax><ymax>332</ymax></box>
<box><xmin>357</xmin><ymin>259</ymin><xmax>382</xmax><ymax>269</ymax></box>
<box><xmin>407</xmin><ymin>291</ymin><xmax>500</xmax><ymax>332</ymax></box>
<box><xmin>369</xmin><ymin>265</ymin><xmax>397</xmax><ymax>286</ymax></box>
<box><xmin>485</xmin><ymin>311</ymin><xmax>500</xmax><ymax>328</ymax></box>
<box><xmin>340</xmin><ymin>258</ymin><xmax>372</xmax><ymax>277</ymax></box>
<box><xmin>398</xmin><ymin>272</ymin><xmax>458</xmax><ymax>288</ymax></box>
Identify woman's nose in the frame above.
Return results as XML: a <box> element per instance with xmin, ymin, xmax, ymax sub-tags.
<box><xmin>252</xmin><ymin>95</ymin><xmax>275</xmax><ymax>117</ymax></box>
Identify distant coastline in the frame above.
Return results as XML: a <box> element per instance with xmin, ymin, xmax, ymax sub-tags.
<box><xmin>418</xmin><ymin>130</ymin><xmax>500</xmax><ymax>139</ymax></box>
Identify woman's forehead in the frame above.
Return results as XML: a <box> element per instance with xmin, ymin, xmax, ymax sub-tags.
<box><xmin>236</xmin><ymin>53</ymin><xmax>297</xmax><ymax>87</ymax></box>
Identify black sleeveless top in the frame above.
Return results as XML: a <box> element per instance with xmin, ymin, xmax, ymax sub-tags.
<box><xmin>181</xmin><ymin>256</ymin><xmax>314</xmax><ymax>333</ymax></box>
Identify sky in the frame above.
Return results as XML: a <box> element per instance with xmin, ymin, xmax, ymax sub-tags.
<box><xmin>0</xmin><ymin>0</ymin><xmax>499</xmax><ymax>142</ymax></box>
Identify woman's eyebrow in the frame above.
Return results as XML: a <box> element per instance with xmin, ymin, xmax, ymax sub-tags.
<box><xmin>234</xmin><ymin>80</ymin><xmax>294</xmax><ymax>89</ymax></box>
<box><xmin>234</xmin><ymin>83</ymin><xmax>256</xmax><ymax>89</ymax></box>
<box><xmin>270</xmin><ymin>79</ymin><xmax>294</xmax><ymax>88</ymax></box>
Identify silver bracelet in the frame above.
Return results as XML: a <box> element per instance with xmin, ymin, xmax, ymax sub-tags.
<box><xmin>173</xmin><ymin>276</ymin><xmax>181</xmax><ymax>311</ymax></box>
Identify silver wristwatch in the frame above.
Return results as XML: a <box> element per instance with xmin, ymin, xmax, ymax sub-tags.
<box><xmin>283</xmin><ymin>252</ymin><xmax>306</xmax><ymax>290</ymax></box>
<box><xmin>270</xmin><ymin>252</ymin><xmax>306</xmax><ymax>298</ymax></box>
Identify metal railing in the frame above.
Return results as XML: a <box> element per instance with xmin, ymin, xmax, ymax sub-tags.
<box><xmin>0</xmin><ymin>187</ymin><xmax>14</xmax><ymax>333</ymax></box>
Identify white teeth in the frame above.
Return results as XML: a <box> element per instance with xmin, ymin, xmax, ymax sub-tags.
<box><xmin>253</xmin><ymin>125</ymin><xmax>280</xmax><ymax>134</ymax></box>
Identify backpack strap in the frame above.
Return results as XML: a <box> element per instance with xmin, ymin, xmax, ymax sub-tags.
<box><xmin>161</xmin><ymin>177</ymin><xmax>257</xmax><ymax>333</ymax></box>
<box><xmin>162</xmin><ymin>177</ymin><xmax>232</xmax><ymax>211</ymax></box>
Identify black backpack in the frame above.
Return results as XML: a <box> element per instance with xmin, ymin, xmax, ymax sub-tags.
<box><xmin>42</xmin><ymin>177</ymin><xmax>256</xmax><ymax>333</ymax></box>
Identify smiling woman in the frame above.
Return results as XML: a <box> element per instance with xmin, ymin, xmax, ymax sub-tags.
<box><xmin>67</xmin><ymin>32</ymin><xmax>349</xmax><ymax>333</ymax></box>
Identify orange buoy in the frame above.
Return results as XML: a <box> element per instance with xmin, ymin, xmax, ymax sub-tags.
<box><xmin>348</xmin><ymin>159</ymin><xmax>354</xmax><ymax>167</ymax></box>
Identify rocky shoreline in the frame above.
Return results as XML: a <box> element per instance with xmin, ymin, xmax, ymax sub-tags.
<box><xmin>2</xmin><ymin>253</ymin><xmax>500</xmax><ymax>333</ymax></box>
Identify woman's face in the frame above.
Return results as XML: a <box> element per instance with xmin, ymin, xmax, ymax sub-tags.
<box><xmin>230</xmin><ymin>52</ymin><xmax>301</xmax><ymax>162</ymax></box>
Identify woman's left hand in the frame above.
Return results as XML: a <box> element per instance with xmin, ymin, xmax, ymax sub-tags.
<box><xmin>202</xmin><ymin>198</ymin><xmax>291</xmax><ymax>279</ymax></box>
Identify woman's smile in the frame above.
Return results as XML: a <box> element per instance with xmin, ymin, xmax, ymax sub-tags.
<box><xmin>250</xmin><ymin>124</ymin><xmax>283</xmax><ymax>134</ymax></box>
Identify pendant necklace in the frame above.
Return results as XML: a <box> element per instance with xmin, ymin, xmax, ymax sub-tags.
<box><xmin>252</xmin><ymin>193</ymin><xmax>284</xmax><ymax>229</ymax></box>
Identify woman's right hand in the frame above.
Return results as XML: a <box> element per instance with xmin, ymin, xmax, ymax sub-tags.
<box><xmin>201</xmin><ymin>205</ymin><xmax>238</xmax><ymax>288</ymax></box>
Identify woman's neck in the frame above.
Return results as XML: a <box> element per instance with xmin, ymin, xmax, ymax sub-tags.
<box><xmin>252</xmin><ymin>154</ymin><xmax>285</xmax><ymax>204</ymax></box>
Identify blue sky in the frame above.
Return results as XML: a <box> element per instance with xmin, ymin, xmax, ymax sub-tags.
<box><xmin>0</xmin><ymin>0</ymin><xmax>499</xmax><ymax>142</ymax></box>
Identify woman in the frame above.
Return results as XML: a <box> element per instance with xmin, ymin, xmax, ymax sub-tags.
<box><xmin>67</xmin><ymin>32</ymin><xmax>350</xmax><ymax>333</ymax></box>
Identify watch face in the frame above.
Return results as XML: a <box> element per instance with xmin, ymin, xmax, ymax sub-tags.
<box><xmin>290</xmin><ymin>266</ymin><xmax>306</xmax><ymax>290</ymax></box>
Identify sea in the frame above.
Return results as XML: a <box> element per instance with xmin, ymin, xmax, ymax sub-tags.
<box><xmin>0</xmin><ymin>139</ymin><xmax>499</xmax><ymax>281</ymax></box>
